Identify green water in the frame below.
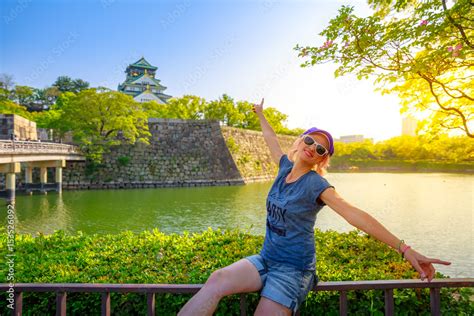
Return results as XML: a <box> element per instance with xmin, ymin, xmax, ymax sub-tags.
<box><xmin>2</xmin><ymin>173</ymin><xmax>473</xmax><ymax>278</ymax></box>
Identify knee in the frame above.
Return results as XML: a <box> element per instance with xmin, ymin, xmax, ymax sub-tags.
<box><xmin>206</xmin><ymin>268</ymin><xmax>227</xmax><ymax>287</ymax></box>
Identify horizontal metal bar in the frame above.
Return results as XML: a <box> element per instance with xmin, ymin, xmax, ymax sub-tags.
<box><xmin>311</xmin><ymin>278</ymin><xmax>474</xmax><ymax>291</ymax></box>
<box><xmin>0</xmin><ymin>283</ymin><xmax>203</xmax><ymax>293</ymax></box>
<box><xmin>1</xmin><ymin>278</ymin><xmax>471</xmax><ymax>293</ymax></box>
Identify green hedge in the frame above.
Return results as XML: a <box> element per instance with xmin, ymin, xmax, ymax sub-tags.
<box><xmin>0</xmin><ymin>227</ymin><xmax>472</xmax><ymax>315</ymax></box>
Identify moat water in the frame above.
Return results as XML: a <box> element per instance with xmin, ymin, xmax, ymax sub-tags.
<box><xmin>3</xmin><ymin>172</ymin><xmax>472</xmax><ymax>278</ymax></box>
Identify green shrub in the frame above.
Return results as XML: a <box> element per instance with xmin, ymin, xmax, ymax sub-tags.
<box><xmin>0</xmin><ymin>227</ymin><xmax>471</xmax><ymax>315</ymax></box>
<box><xmin>225</xmin><ymin>136</ymin><xmax>240</xmax><ymax>154</ymax></box>
<box><xmin>84</xmin><ymin>159</ymin><xmax>105</xmax><ymax>177</ymax></box>
<box><xmin>238</xmin><ymin>154</ymin><xmax>251</xmax><ymax>165</ymax></box>
<box><xmin>117</xmin><ymin>156</ymin><xmax>131</xmax><ymax>167</ymax></box>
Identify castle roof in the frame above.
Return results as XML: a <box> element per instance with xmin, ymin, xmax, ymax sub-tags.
<box><xmin>128</xmin><ymin>57</ymin><xmax>158</xmax><ymax>70</ymax></box>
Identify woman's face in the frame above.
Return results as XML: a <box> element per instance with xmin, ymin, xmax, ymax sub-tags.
<box><xmin>296</xmin><ymin>132</ymin><xmax>330</xmax><ymax>165</ymax></box>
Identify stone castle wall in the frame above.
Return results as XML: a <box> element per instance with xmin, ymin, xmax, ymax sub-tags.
<box><xmin>220</xmin><ymin>126</ymin><xmax>297</xmax><ymax>182</ymax></box>
<box><xmin>1</xmin><ymin>118</ymin><xmax>299</xmax><ymax>190</ymax></box>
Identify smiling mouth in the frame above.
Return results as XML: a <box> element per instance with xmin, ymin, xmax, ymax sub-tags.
<box><xmin>304</xmin><ymin>149</ymin><xmax>313</xmax><ymax>158</ymax></box>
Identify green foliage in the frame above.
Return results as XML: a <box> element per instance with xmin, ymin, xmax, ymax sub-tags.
<box><xmin>0</xmin><ymin>227</ymin><xmax>471</xmax><ymax>315</ymax></box>
<box><xmin>52</xmin><ymin>75</ymin><xmax>90</xmax><ymax>94</ymax></box>
<box><xmin>225</xmin><ymin>136</ymin><xmax>240</xmax><ymax>154</ymax></box>
<box><xmin>13</xmin><ymin>85</ymin><xmax>34</xmax><ymax>106</ymax></box>
<box><xmin>84</xmin><ymin>160</ymin><xmax>106</xmax><ymax>177</ymax></box>
<box><xmin>238</xmin><ymin>154</ymin><xmax>251</xmax><ymax>164</ymax></box>
<box><xmin>59</xmin><ymin>88</ymin><xmax>152</xmax><ymax>163</ymax></box>
<box><xmin>0</xmin><ymin>99</ymin><xmax>32</xmax><ymax>119</ymax></box>
<box><xmin>1</xmin><ymin>69</ymin><xmax>302</xmax><ymax>139</ymax></box>
<box><xmin>332</xmin><ymin>135</ymin><xmax>473</xmax><ymax>163</ymax></box>
<box><xmin>117</xmin><ymin>155</ymin><xmax>131</xmax><ymax>167</ymax></box>
<box><xmin>295</xmin><ymin>0</ymin><xmax>474</xmax><ymax>138</ymax></box>
<box><xmin>0</xmin><ymin>74</ymin><xmax>64</xmax><ymax>111</ymax></box>
<box><xmin>145</xmin><ymin>93</ymin><xmax>302</xmax><ymax>136</ymax></box>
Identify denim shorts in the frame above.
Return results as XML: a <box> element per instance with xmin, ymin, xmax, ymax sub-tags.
<box><xmin>244</xmin><ymin>254</ymin><xmax>318</xmax><ymax>315</ymax></box>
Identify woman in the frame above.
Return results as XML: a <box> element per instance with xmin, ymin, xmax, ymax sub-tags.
<box><xmin>178</xmin><ymin>98</ymin><xmax>451</xmax><ymax>316</ymax></box>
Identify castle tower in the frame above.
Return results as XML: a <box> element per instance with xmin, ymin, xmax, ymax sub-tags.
<box><xmin>118</xmin><ymin>57</ymin><xmax>172</xmax><ymax>103</ymax></box>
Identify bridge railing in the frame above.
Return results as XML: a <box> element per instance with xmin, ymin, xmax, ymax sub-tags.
<box><xmin>1</xmin><ymin>278</ymin><xmax>473</xmax><ymax>316</ymax></box>
<box><xmin>0</xmin><ymin>140</ymin><xmax>82</xmax><ymax>155</ymax></box>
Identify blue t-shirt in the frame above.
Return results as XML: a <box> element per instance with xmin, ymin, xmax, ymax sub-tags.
<box><xmin>260</xmin><ymin>154</ymin><xmax>335</xmax><ymax>271</ymax></box>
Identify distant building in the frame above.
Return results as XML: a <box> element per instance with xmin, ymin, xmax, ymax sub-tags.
<box><xmin>0</xmin><ymin>114</ymin><xmax>37</xmax><ymax>141</ymax></box>
<box><xmin>402</xmin><ymin>115</ymin><xmax>417</xmax><ymax>136</ymax></box>
<box><xmin>335</xmin><ymin>134</ymin><xmax>372</xmax><ymax>144</ymax></box>
<box><xmin>118</xmin><ymin>57</ymin><xmax>172</xmax><ymax>103</ymax></box>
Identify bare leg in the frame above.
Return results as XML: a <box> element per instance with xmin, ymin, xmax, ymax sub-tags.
<box><xmin>255</xmin><ymin>296</ymin><xmax>292</xmax><ymax>316</ymax></box>
<box><xmin>177</xmin><ymin>258</ymin><xmax>262</xmax><ymax>316</ymax></box>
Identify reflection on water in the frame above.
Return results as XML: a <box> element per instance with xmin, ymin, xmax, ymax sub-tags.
<box><xmin>3</xmin><ymin>173</ymin><xmax>473</xmax><ymax>278</ymax></box>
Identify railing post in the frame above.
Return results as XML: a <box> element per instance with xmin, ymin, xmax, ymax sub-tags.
<box><xmin>147</xmin><ymin>292</ymin><xmax>155</xmax><ymax>316</ymax></box>
<box><xmin>56</xmin><ymin>291</ymin><xmax>66</xmax><ymax>316</ymax></box>
<box><xmin>384</xmin><ymin>288</ymin><xmax>394</xmax><ymax>316</ymax></box>
<box><xmin>339</xmin><ymin>290</ymin><xmax>348</xmax><ymax>316</ymax></box>
<box><xmin>13</xmin><ymin>291</ymin><xmax>22</xmax><ymax>316</ymax></box>
<box><xmin>239</xmin><ymin>294</ymin><xmax>247</xmax><ymax>316</ymax></box>
<box><xmin>102</xmin><ymin>292</ymin><xmax>111</xmax><ymax>316</ymax></box>
<box><xmin>430</xmin><ymin>288</ymin><xmax>441</xmax><ymax>316</ymax></box>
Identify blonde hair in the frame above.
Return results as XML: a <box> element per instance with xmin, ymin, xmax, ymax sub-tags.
<box><xmin>287</xmin><ymin>135</ymin><xmax>331</xmax><ymax>177</ymax></box>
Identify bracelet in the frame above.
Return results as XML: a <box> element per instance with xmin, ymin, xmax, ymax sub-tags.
<box><xmin>397</xmin><ymin>239</ymin><xmax>405</xmax><ymax>253</ymax></box>
<box><xmin>401</xmin><ymin>245</ymin><xmax>411</xmax><ymax>259</ymax></box>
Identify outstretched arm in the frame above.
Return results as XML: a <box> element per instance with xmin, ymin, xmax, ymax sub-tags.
<box><xmin>252</xmin><ymin>98</ymin><xmax>284</xmax><ymax>165</ymax></box>
<box><xmin>320</xmin><ymin>188</ymin><xmax>451</xmax><ymax>282</ymax></box>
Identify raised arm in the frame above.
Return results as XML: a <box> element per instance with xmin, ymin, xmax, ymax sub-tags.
<box><xmin>320</xmin><ymin>188</ymin><xmax>452</xmax><ymax>282</ymax></box>
<box><xmin>252</xmin><ymin>98</ymin><xmax>284</xmax><ymax>165</ymax></box>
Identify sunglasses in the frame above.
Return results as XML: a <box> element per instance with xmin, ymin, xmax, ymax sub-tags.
<box><xmin>302</xmin><ymin>135</ymin><xmax>329</xmax><ymax>156</ymax></box>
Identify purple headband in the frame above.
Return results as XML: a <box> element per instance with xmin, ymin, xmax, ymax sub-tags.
<box><xmin>300</xmin><ymin>127</ymin><xmax>335</xmax><ymax>156</ymax></box>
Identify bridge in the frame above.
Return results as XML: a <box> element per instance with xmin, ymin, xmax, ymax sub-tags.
<box><xmin>0</xmin><ymin>140</ymin><xmax>85</xmax><ymax>203</ymax></box>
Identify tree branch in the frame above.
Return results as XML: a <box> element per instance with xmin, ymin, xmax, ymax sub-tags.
<box><xmin>419</xmin><ymin>72</ymin><xmax>473</xmax><ymax>138</ymax></box>
<box><xmin>428</xmin><ymin>76</ymin><xmax>474</xmax><ymax>101</ymax></box>
<box><xmin>442</xmin><ymin>0</ymin><xmax>474</xmax><ymax>49</ymax></box>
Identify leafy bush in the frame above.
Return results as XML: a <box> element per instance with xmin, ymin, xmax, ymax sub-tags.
<box><xmin>225</xmin><ymin>136</ymin><xmax>240</xmax><ymax>154</ymax></box>
<box><xmin>0</xmin><ymin>227</ymin><xmax>472</xmax><ymax>315</ymax></box>
<box><xmin>117</xmin><ymin>155</ymin><xmax>131</xmax><ymax>167</ymax></box>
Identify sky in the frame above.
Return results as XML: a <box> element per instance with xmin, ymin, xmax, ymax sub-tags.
<box><xmin>0</xmin><ymin>0</ymin><xmax>408</xmax><ymax>142</ymax></box>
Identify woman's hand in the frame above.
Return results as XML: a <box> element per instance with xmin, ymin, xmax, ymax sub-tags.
<box><xmin>252</xmin><ymin>98</ymin><xmax>264</xmax><ymax>115</ymax></box>
<box><xmin>403</xmin><ymin>248</ymin><xmax>451</xmax><ymax>282</ymax></box>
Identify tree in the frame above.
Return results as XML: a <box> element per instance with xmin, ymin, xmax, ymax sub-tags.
<box><xmin>235</xmin><ymin>100</ymin><xmax>260</xmax><ymax>130</ymax></box>
<box><xmin>34</xmin><ymin>86</ymin><xmax>61</xmax><ymax>110</ymax></box>
<box><xmin>59</xmin><ymin>88</ymin><xmax>151</xmax><ymax>162</ymax></box>
<box><xmin>294</xmin><ymin>0</ymin><xmax>473</xmax><ymax>138</ymax></box>
<box><xmin>261</xmin><ymin>107</ymin><xmax>290</xmax><ymax>135</ymax></box>
<box><xmin>31</xmin><ymin>91</ymin><xmax>75</xmax><ymax>139</ymax></box>
<box><xmin>13</xmin><ymin>85</ymin><xmax>35</xmax><ymax>107</ymax></box>
<box><xmin>203</xmin><ymin>94</ymin><xmax>242</xmax><ymax>126</ymax></box>
<box><xmin>141</xmin><ymin>100</ymin><xmax>170</xmax><ymax>119</ymax></box>
<box><xmin>0</xmin><ymin>100</ymin><xmax>32</xmax><ymax>119</ymax></box>
<box><xmin>166</xmin><ymin>95</ymin><xmax>207</xmax><ymax>119</ymax></box>
<box><xmin>0</xmin><ymin>74</ymin><xmax>13</xmax><ymax>101</ymax></box>
<box><xmin>52</xmin><ymin>76</ymin><xmax>90</xmax><ymax>93</ymax></box>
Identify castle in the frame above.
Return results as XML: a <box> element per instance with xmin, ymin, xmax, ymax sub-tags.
<box><xmin>118</xmin><ymin>57</ymin><xmax>172</xmax><ymax>103</ymax></box>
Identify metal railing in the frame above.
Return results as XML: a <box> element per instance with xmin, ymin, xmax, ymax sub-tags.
<box><xmin>1</xmin><ymin>278</ymin><xmax>473</xmax><ymax>316</ymax></box>
<box><xmin>0</xmin><ymin>140</ymin><xmax>82</xmax><ymax>155</ymax></box>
